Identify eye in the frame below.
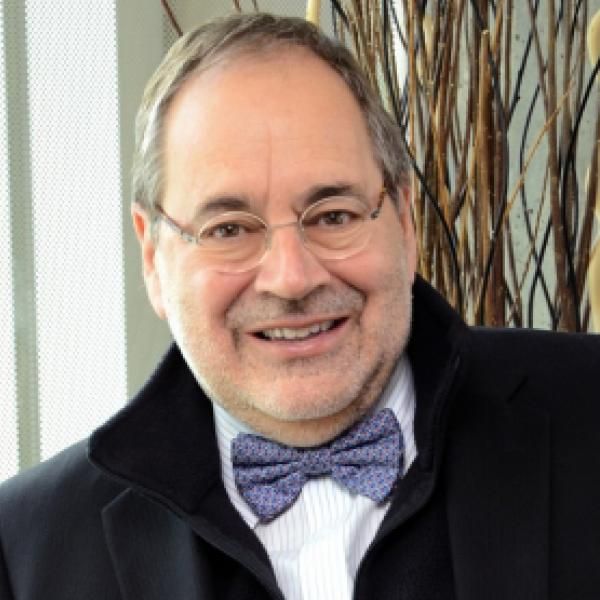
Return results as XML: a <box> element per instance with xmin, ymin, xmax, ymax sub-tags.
<box><xmin>198</xmin><ymin>213</ymin><xmax>264</xmax><ymax>243</ymax></box>
<box><xmin>316</xmin><ymin>210</ymin><xmax>354</xmax><ymax>227</ymax></box>
<box><xmin>304</xmin><ymin>198</ymin><xmax>365</xmax><ymax>229</ymax></box>
<box><xmin>207</xmin><ymin>222</ymin><xmax>245</xmax><ymax>239</ymax></box>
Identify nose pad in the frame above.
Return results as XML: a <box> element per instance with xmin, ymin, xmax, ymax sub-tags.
<box><xmin>263</xmin><ymin>220</ymin><xmax>303</xmax><ymax>252</ymax></box>
<box><xmin>253</xmin><ymin>223</ymin><xmax>331</xmax><ymax>299</ymax></box>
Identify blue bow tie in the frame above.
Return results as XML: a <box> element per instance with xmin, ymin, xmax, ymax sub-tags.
<box><xmin>231</xmin><ymin>409</ymin><xmax>404</xmax><ymax>522</ymax></box>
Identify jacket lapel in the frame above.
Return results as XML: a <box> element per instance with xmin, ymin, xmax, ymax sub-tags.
<box><xmin>377</xmin><ymin>276</ymin><xmax>467</xmax><ymax>534</ymax></box>
<box><xmin>102</xmin><ymin>489</ymin><xmax>206</xmax><ymax>600</ymax></box>
<box><xmin>379</xmin><ymin>280</ymin><xmax>550</xmax><ymax>599</ymax></box>
<box><xmin>89</xmin><ymin>347</ymin><xmax>280</xmax><ymax>600</ymax></box>
<box><xmin>445</xmin><ymin>371</ymin><xmax>550</xmax><ymax>600</ymax></box>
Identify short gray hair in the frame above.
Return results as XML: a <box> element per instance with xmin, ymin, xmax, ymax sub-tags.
<box><xmin>132</xmin><ymin>12</ymin><xmax>410</xmax><ymax>213</ymax></box>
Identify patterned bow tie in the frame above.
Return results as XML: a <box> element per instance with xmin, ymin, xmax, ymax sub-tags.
<box><xmin>231</xmin><ymin>409</ymin><xmax>404</xmax><ymax>522</ymax></box>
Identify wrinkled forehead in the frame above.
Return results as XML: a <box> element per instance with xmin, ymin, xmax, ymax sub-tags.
<box><xmin>164</xmin><ymin>47</ymin><xmax>375</xmax><ymax>165</ymax></box>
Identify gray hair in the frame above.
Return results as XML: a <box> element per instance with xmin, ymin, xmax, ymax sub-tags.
<box><xmin>132</xmin><ymin>12</ymin><xmax>410</xmax><ymax>213</ymax></box>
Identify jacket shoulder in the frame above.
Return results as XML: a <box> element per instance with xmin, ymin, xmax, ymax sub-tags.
<box><xmin>468</xmin><ymin>326</ymin><xmax>600</xmax><ymax>361</ymax></box>
<box><xmin>458</xmin><ymin>328</ymin><xmax>600</xmax><ymax>430</ymax></box>
<box><xmin>0</xmin><ymin>440</ymin><xmax>125</xmax><ymax>598</ymax></box>
<box><xmin>466</xmin><ymin>327</ymin><xmax>599</xmax><ymax>390</ymax></box>
<box><xmin>0</xmin><ymin>439</ymin><xmax>124</xmax><ymax>517</ymax></box>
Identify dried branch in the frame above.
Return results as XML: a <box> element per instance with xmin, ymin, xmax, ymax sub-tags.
<box><xmin>160</xmin><ymin>0</ymin><xmax>182</xmax><ymax>37</ymax></box>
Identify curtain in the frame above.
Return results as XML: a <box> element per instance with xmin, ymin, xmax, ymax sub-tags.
<box><xmin>1</xmin><ymin>1</ymin><xmax>126</xmax><ymax>481</ymax></box>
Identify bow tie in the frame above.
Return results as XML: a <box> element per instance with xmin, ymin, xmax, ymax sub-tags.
<box><xmin>231</xmin><ymin>409</ymin><xmax>404</xmax><ymax>522</ymax></box>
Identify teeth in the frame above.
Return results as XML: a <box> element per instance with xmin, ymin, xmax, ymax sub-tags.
<box><xmin>262</xmin><ymin>320</ymin><xmax>335</xmax><ymax>340</ymax></box>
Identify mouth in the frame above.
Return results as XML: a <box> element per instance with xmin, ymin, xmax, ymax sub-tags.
<box><xmin>254</xmin><ymin>318</ymin><xmax>347</xmax><ymax>341</ymax></box>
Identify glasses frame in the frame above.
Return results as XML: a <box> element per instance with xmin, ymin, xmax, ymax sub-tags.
<box><xmin>154</xmin><ymin>187</ymin><xmax>387</xmax><ymax>270</ymax></box>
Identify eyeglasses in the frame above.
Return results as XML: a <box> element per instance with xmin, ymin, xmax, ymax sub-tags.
<box><xmin>154</xmin><ymin>188</ymin><xmax>387</xmax><ymax>273</ymax></box>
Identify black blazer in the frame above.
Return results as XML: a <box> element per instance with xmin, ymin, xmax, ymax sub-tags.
<box><xmin>1</xmin><ymin>277</ymin><xmax>600</xmax><ymax>599</ymax></box>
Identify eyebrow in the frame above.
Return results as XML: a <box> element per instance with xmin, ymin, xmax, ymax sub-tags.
<box><xmin>191</xmin><ymin>195</ymin><xmax>252</xmax><ymax>221</ymax></box>
<box><xmin>191</xmin><ymin>182</ymin><xmax>367</xmax><ymax>221</ymax></box>
<box><xmin>299</xmin><ymin>183</ymin><xmax>366</xmax><ymax>209</ymax></box>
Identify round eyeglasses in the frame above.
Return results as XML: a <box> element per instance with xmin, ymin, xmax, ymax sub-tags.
<box><xmin>154</xmin><ymin>188</ymin><xmax>387</xmax><ymax>274</ymax></box>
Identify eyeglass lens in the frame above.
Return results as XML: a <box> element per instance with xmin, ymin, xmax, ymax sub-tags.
<box><xmin>194</xmin><ymin>195</ymin><xmax>378</xmax><ymax>273</ymax></box>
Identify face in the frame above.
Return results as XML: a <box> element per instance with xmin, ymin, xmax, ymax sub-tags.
<box><xmin>133</xmin><ymin>48</ymin><xmax>416</xmax><ymax>446</ymax></box>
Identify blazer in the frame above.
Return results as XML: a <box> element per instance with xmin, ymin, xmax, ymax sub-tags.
<box><xmin>1</xmin><ymin>276</ymin><xmax>599</xmax><ymax>600</ymax></box>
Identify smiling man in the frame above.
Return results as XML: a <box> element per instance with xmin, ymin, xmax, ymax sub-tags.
<box><xmin>1</xmin><ymin>12</ymin><xmax>600</xmax><ymax>600</ymax></box>
<box><xmin>133</xmin><ymin>43</ymin><xmax>415</xmax><ymax>448</ymax></box>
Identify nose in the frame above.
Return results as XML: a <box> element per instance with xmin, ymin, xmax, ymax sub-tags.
<box><xmin>253</xmin><ymin>225</ymin><xmax>331</xmax><ymax>299</ymax></box>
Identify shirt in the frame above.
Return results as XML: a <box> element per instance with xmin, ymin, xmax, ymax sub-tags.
<box><xmin>212</xmin><ymin>354</ymin><xmax>417</xmax><ymax>600</ymax></box>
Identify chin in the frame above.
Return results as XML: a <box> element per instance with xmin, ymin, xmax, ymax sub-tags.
<box><xmin>244</xmin><ymin>380</ymin><xmax>380</xmax><ymax>447</ymax></box>
<box><xmin>254</xmin><ymin>405</ymin><xmax>368</xmax><ymax>448</ymax></box>
<box><xmin>261</xmin><ymin>387</ymin><xmax>359</xmax><ymax>421</ymax></box>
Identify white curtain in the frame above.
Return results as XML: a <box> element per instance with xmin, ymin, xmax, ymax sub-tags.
<box><xmin>0</xmin><ymin>1</ymin><xmax>127</xmax><ymax>481</ymax></box>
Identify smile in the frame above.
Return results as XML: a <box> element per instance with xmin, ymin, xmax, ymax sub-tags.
<box><xmin>257</xmin><ymin>319</ymin><xmax>344</xmax><ymax>341</ymax></box>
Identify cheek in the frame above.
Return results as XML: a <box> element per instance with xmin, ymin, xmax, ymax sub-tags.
<box><xmin>331</xmin><ymin>240</ymin><xmax>406</xmax><ymax>297</ymax></box>
<box><xmin>158</xmin><ymin>251</ymin><xmax>253</xmax><ymax>333</ymax></box>
<box><xmin>185</xmin><ymin>270</ymin><xmax>237</xmax><ymax>319</ymax></box>
<box><xmin>329</xmin><ymin>229</ymin><xmax>412</xmax><ymax>340</ymax></box>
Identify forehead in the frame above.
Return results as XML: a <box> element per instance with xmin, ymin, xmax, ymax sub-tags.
<box><xmin>162</xmin><ymin>48</ymin><xmax>380</xmax><ymax>212</ymax></box>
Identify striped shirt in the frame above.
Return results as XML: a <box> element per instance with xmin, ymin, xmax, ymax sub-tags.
<box><xmin>212</xmin><ymin>355</ymin><xmax>416</xmax><ymax>600</ymax></box>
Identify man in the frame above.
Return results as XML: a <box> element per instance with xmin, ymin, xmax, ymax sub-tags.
<box><xmin>1</xmin><ymin>12</ymin><xmax>599</xmax><ymax>600</ymax></box>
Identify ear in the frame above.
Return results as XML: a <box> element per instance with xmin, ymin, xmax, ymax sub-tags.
<box><xmin>397</xmin><ymin>186</ymin><xmax>417</xmax><ymax>282</ymax></box>
<box><xmin>131</xmin><ymin>203</ymin><xmax>166</xmax><ymax>319</ymax></box>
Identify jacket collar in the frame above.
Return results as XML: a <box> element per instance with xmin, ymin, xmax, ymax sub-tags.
<box><xmin>398</xmin><ymin>281</ymin><xmax>549</xmax><ymax>600</ymax></box>
<box><xmin>365</xmin><ymin>278</ymin><xmax>549</xmax><ymax>600</ymax></box>
<box><xmin>373</xmin><ymin>274</ymin><xmax>469</xmax><ymax>538</ymax></box>
<box><xmin>88</xmin><ymin>331</ymin><xmax>281</xmax><ymax>598</ymax></box>
<box><xmin>89</xmin><ymin>340</ymin><xmax>222</xmax><ymax>515</ymax></box>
